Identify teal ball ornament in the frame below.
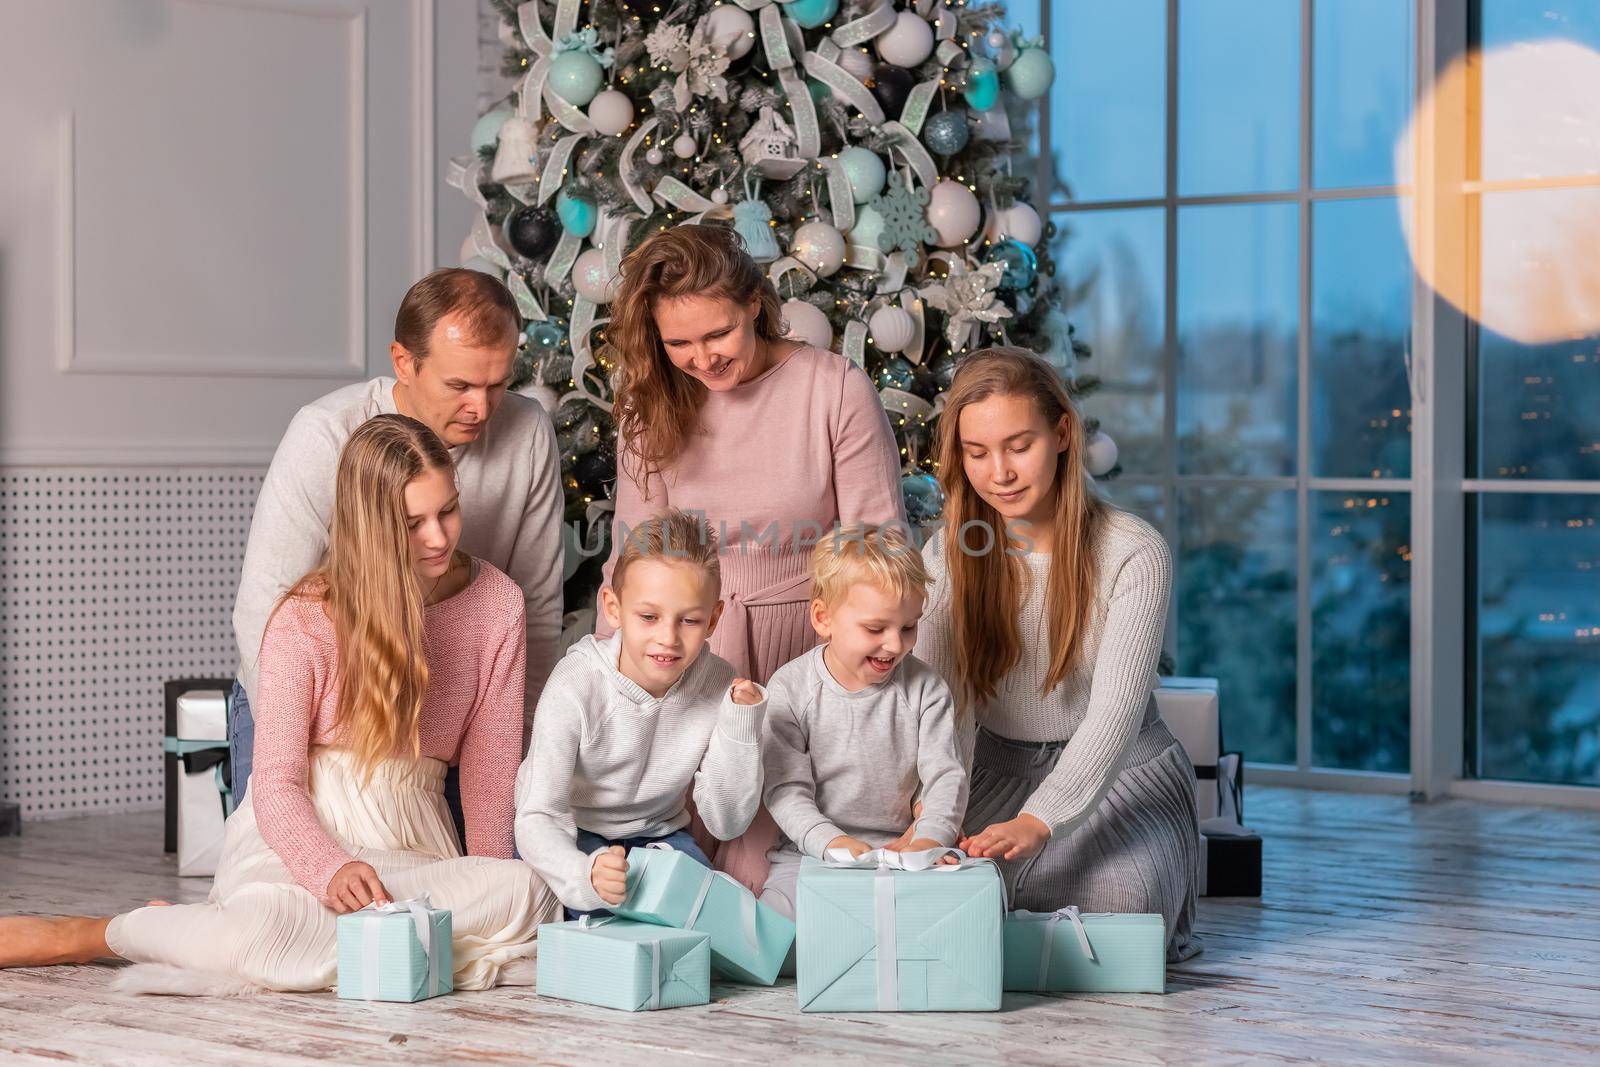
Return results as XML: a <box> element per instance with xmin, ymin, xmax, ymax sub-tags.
<box><xmin>987</xmin><ymin>239</ymin><xmax>1038</xmax><ymax>290</ymax></box>
<box><xmin>963</xmin><ymin>58</ymin><xmax>1000</xmax><ymax>110</ymax></box>
<box><xmin>874</xmin><ymin>355</ymin><xmax>916</xmax><ymax>393</ymax></box>
<box><xmin>548</xmin><ymin>51</ymin><xmax>604</xmax><ymax>106</ymax></box>
<box><xmin>901</xmin><ymin>471</ymin><xmax>945</xmax><ymax>526</ymax></box>
<box><xmin>837</xmin><ymin>146</ymin><xmax>886</xmax><ymax>204</ymax></box>
<box><xmin>1006</xmin><ymin>46</ymin><xmax>1056</xmax><ymax>102</ymax></box>
<box><xmin>922</xmin><ymin>110</ymin><xmax>969</xmax><ymax>156</ymax></box>
<box><xmin>808</xmin><ymin>78</ymin><xmax>832</xmax><ymax>106</ymax></box>
<box><xmin>525</xmin><ymin>319</ymin><xmax>565</xmax><ymax>356</ymax></box>
<box><xmin>785</xmin><ymin>0</ymin><xmax>838</xmax><ymax>30</ymax></box>
<box><xmin>472</xmin><ymin>108</ymin><xmax>514</xmax><ymax>152</ymax></box>
<box><xmin>556</xmin><ymin>191</ymin><xmax>597</xmax><ymax>238</ymax></box>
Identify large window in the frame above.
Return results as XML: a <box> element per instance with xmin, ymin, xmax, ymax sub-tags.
<box><xmin>1041</xmin><ymin>0</ymin><xmax>1417</xmax><ymax>775</ymax></box>
<box><xmin>1466</xmin><ymin>2</ymin><xmax>1600</xmax><ymax>787</ymax></box>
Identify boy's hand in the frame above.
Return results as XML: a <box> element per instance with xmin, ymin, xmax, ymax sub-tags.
<box><xmin>884</xmin><ymin>837</ymin><xmax>956</xmax><ymax>864</ymax></box>
<box><xmin>729</xmin><ymin>678</ymin><xmax>762</xmax><ymax>706</ymax></box>
<box><xmin>959</xmin><ymin>814</ymin><xmax>1051</xmax><ymax>862</ymax></box>
<box><xmin>590</xmin><ymin>845</ymin><xmax>629</xmax><ymax>905</ymax></box>
<box><xmin>884</xmin><ymin>802</ymin><xmax>926</xmax><ymax>850</ymax></box>
<box><xmin>825</xmin><ymin>835</ymin><xmax>872</xmax><ymax>859</ymax></box>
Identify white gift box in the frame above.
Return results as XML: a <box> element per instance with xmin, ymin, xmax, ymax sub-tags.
<box><xmin>1155</xmin><ymin>677</ymin><xmax>1221</xmax><ymax>822</ymax></box>
<box><xmin>169</xmin><ymin>690</ymin><xmax>229</xmax><ymax>877</ymax></box>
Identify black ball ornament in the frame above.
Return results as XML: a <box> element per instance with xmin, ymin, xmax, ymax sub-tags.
<box><xmin>505</xmin><ymin>205</ymin><xmax>561</xmax><ymax>260</ymax></box>
<box><xmin>869</xmin><ymin>64</ymin><xmax>915</xmax><ymax>119</ymax></box>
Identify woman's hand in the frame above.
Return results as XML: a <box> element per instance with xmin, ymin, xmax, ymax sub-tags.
<box><xmin>959</xmin><ymin>814</ymin><xmax>1052</xmax><ymax>862</ymax></box>
<box><xmin>328</xmin><ymin>861</ymin><xmax>391</xmax><ymax>913</ymax></box>
<box><xmin>729</xmin><ymin>678</ymin><xmax>762</xmax><ymax>706</ymax></box>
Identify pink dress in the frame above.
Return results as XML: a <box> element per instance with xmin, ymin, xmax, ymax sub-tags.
<box><xmin>598</xmin><ymin>344</ymin><xmax>906</xmax><ymax>889</ymax></box>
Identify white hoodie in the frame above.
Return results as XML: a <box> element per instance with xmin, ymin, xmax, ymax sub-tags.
<box><xmin>514</xmin><ymin>633</ymin><xmax>768</xmax><ymax>910</ymax></box>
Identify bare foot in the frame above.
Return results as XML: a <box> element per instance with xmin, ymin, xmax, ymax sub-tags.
<box><xmin>0</xmin><ymin>915</ymin><xmax>115</xmax><ymax>967</ymax></box>
<box><xmin>145</xmin><ymin>900</ymin><xmax>173</xmax><ymax>907</ymax></box>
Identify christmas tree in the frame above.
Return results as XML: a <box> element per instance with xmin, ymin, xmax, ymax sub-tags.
<box><xmin>451</xmin><ymin>0</ymin><xmax>1114</xmax><ymax>612</ymax></box>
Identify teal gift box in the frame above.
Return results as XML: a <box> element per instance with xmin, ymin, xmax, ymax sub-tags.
<box><xmin>336</xmin><ymin>898</ymin><xmax>453</xmax><ymax>1002</ymax></box>
<box><xmin>612</xmin><ymin>845</ymin><xmax>794</xmax><ymax>986</ymax></box>
<box><xmin>537</xmin><ymin>917</ymin><xmax>711</xmax><ymax>1011</ymax></box>
<box><xmin>795</xmin><ymin>852</ymin><xmax>1004</xmax><ymax>1012</ymax></box>
<box><xmin>1003</xmin><ymin>908</ymin><xmax>1166</xmax><ymax>993</ymax></box>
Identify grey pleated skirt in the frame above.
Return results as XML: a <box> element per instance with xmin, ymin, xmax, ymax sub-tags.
<box><xmin>966</xmin><ymin>721</ymin><xmax>1203</xmax><ymax>962</ymax></box>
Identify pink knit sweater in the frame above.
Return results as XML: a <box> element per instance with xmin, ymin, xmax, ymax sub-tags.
<box><xmin>597</xmin><ymin>344</ymin><xmax>906</xmax><ymax>684</ymax></box>
<box><xmin>251</xmin><ymin>561</ymin><xmax>526</xmax><ymax>905</ymax></box>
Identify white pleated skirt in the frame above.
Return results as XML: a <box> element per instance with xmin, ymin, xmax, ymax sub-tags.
<box><xmin>107</xmin><ymin>747</ymin><xmax>557</xmax><ymax>992</ymax></box>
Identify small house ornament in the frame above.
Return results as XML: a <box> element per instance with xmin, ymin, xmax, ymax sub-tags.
<box><xmin>739</xmin><ymin>107</ymin><xmax>806</xmax><ymax>180</ymax></box>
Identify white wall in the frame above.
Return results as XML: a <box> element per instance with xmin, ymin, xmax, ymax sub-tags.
<box><xmin>0</xmin><ymin>0</ymin><xmax>482</xmax><ymax>818</ymax></box>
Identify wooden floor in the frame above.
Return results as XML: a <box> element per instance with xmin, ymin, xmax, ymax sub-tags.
<box><xmin>2</xmin><ymin>787</ymin><xmax>1597</xmax><ymax>1066</ymax></box>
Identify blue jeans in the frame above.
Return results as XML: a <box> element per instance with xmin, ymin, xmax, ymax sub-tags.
<box><xmin>227</xmin><ymin>679</ymin><xmax>469</xmax><ymax>852</ymax></box>
<box><xmin>566</xmin><ymin>827</ymin><xmax>708</xmax><ymax>921</ymax></box>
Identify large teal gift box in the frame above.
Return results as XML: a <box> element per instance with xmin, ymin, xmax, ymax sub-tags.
<box><xmin>1003</xmin><ymin>908</ymin><xmax>1166</xmax><ymax>993</ymax></box>
<box><xmin>795</xmin><ymin>850</ymin><xmax>1004</xmax><ymax>1012</ymax></box>
<box><xmin>537</xmin><ymin>917</ymin><xmax>711</xmax><ymax>1011</ymax></box>
<box><xmin>336</xmin><ymin>897</ymin><xmax>453</xmax><ymax>1002</ymax></box>
<box><xmin>612</xmin><ymin>845</ymin><xmax>794</xmax><ymax>986</ymax></box>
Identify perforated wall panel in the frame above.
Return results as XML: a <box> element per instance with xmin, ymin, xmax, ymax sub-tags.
<box><xmin>0</xmin><ymin>470</ymin><xmax>263</xmax><ymax>819</ymax></box>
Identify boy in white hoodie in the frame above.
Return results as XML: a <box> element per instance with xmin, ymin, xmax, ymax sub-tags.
<box><xmin>514</xmin><ymin>510</ymin><xmax>766</xmax><ymax>917</ymax></box>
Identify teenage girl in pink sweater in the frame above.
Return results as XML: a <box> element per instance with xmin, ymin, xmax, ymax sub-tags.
<box><xmin>596</xmin><ymin>224</ymin><xmax>907</xmax><ymax>891</ymax></box>
<box><xmin>0</xmin><ymin>415</ymin><xmax>559</xmax><ymax>991</ymax></box>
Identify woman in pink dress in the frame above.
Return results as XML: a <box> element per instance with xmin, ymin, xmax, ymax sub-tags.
<box><xmin>0</xmin><ymin>415</ymin><xmax>558</xmax><ymax>990</ymax></box>
<box><xmin>597</xmin><ymin>224</ymin><xmax>906</xmax><ymax>890</ymax></box>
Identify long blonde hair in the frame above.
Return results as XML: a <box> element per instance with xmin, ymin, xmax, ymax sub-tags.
<box><xmin>285</xmin><ymin>414</ymin><xmax>456</xmax><ymax>773</ymax></box>
<box><xmin>933</xmin><ymin>347</ymin><xmax>1106</xmax><ymax>718</ymax></box>
<box><xmin>606</xmin><ymin>224</ymin><xmax>785</xmax><ymax>483</ymax></box>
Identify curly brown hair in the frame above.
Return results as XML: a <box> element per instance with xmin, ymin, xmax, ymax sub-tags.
<box><xmin>605</xmin><ymin>224</ymin><xmax>785</xmax><ymax>484</ymax></box>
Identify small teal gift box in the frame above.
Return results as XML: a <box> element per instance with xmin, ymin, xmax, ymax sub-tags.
<box><xmin>795</xmin><ymin>848</ymin><xmax>1004</xmax><ymax>1012</ymax></box>
<box><xmin>537</xmin><ymin>916</ymin><xmax>711</xmax><ymax>1011</ymax></box>
<box><xmin>336</xmin><ymin>896</ymin><xmax>452</xmax><ymax>1002</ymax></box>
<box><xmin>1003</xmin><ymin>907</ymin><xmax>1166</xmax><ymax>993</ymax></box>
<box><xmin>612</xmin><ymin>844</ymin><xmax>794</xmax><ymax>986</ymax></box>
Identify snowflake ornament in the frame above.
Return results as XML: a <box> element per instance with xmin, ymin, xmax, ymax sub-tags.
<box><xmin>921</xmin><ymin>259</ymin><xmax>1012</xmax><ymax>349</ymax></box>
<box><xmin>868</xmin><ymin>172</ymin><xmax>938</xmax><ymax>267</ymax></box>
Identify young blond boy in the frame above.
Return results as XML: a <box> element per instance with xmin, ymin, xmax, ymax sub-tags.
<box><xmin>757</xmin><ymin>522</ymin><xmax>968</xmax><ymax>918</ymax></box>
<box><xmin>515</xmin><ymin>510</ymin><xmax>765</xmax><ymax>916</ymax></box>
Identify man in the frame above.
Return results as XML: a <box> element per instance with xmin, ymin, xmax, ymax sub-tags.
<box><xmin>229</xmin><ymin>268</ymin><xmax>564</xmax><ymax>808</ymax></box>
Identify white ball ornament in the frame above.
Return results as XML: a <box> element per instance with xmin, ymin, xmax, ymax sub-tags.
<box><xmin>1085</xmin><ymin>431</ymin><xmax>1119</xmax><ymax>477</ymax></box>
<box><xmin>705</xmin><ymin>4</ymin><xmax>756</xmax><ymax>60</ymax></box>
<box><xmin>986</xmin><ymin>201</ymin><xmax>1043</xmax><ymax>247</ymax></box>
<box><xmin>869</xmin><ymin>305</ymin><xmax>916</xmax><ymax>353</ymax></box>
<box><xmin>571</xmin><ymin>248</ymin><xmax>620</xmax><ymax>303</ymax></box>
<box><xmin>645</xmin><ymin>146</ymin><xmax>665</xmax><ymax>165</ymax></box>
<box><xmin>791</xmin><ymin>220</ymin><xmax>846</xmax><ymax>277</ymax></box>
<box><xmin>587</xmin><ymin>89</ymin><xmax>635</xmax><ymax>136</ymax></box>
<box><xmin>927</xmin><ymin>179</ymin><xmax>982</xmax><ymax>247</ymax></box>
<box><xmin>673</xmin><ymin>133</ymin><xmax>698</xmax><ymax>159</ymax></box>
<box><xmin>875</xmin><ymin>11</ymin><xmax>935</xmax><ymax>68</ymax></box>
<box><xmin>712</xmin><ymin>187</ymin><xmax>730</xmax><ymax>205</ymax></box>
<box><xmin>838</xmin><ymin>48</ymin><xmax>875</xmax><ymax>82</ymax></box>
<box><xmin>781</xmin><ymin>299</ymin><xmax>833</xmax><ymax>350</ymax></box>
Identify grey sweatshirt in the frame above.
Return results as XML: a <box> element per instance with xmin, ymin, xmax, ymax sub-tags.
<box><xmin>514</xmin><ymin>634</ymin><xmax>767</xmax><ymax>911</ymax></box>
<box><xmin>762</xmin><ymin>644</ymin><xmax>968</xmax><ymax>858</ymax></box>
<box><xmin>231</xmin><ymin>377</ymin><xmax>565</xmax><ymax>735</ymax></box>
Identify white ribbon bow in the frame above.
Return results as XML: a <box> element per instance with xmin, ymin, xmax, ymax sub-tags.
<box><xmin>357</xmin><ymin>894</ymin><xmax>443</xmax><ymax>1001</ymax></box>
